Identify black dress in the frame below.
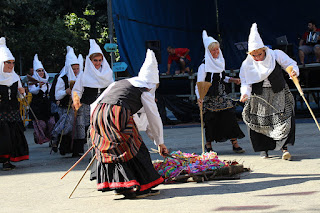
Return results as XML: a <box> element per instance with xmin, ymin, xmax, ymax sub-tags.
<box><xmin>202</xmin><ymin>71</ymin><xmax>245</xmax><ymax>143</ymax></box>
<box><xmin>0</xmin><ymin>81</ymin><xmax>29</xmax><ymax>163</ymax></box>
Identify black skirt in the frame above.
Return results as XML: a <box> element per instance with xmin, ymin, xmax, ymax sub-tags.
<box><xmin>249</xmin><ymin>116</ymin><xmax>295</xmax><ymax>152</ymax></box>
<box><xmin>96</xmin><ymin>142</ymin><xmax>163</xmax><ymax>192</ymax></box>
<box><xmin>204</xmin><ymin>108</ymin><xmax>245</xmax><ymax>142</ymax></box>
<box><xmin>0</xmin><ymin>120</ymin><xmax>29</xmax><ymax>163</ymax></box>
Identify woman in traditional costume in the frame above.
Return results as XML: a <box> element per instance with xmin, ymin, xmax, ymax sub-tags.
<box><xmin>196</xmin><ymin>30</ymin><xmax>245</xmax><ymax>153</ymax></box>
<box><xmin>28</xmin><ymin>54</ymin><xmax>55</xmax><ymax>144</ymax></box>
<box><xmin>51</xmin><ymin>46</ymin><xmax>82</xmax><ymax>156</ymax></box>
<box><xmin>239</xmin><ymin>23</ymin><xmax>299</xmax><ymax>160</ymax></box>
<box><xmin>72</xmin><ymin>39</ymin><xmax>114</xmax><ymax>157</ymax></box>
<box><xmin>0</xmin><ymin>37</ymin><xmax>29</xmax><ymax>170</ymax></box>
<box><xmin>89</xmin><ymin>49</ymin><xmax>168</xmax><ymax>199</ymax></box>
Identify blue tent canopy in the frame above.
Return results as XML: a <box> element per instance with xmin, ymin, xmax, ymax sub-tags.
<box><xmin>112</xmin><ymin>0</ymin><xmax>320</xmax><ymax>76</ymax></box>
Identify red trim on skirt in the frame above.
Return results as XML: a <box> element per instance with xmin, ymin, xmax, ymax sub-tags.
<box><xmin>0</xmin><ymin>155</ymin><xmax>10</xmax><ymax>159</ymax></box>
<box><xmin>140</xmin><ymin>177</ymin><xmax>164</xmax><ymax>191</ymax></box>
<box><xmin>97</xmin><ymin>180</ymin><xmax>140</xmax><ymax>190</ymax></box>
<box><xmin>10</xmin><ymin>155</ymin><xmax>29</xmax><ymax>162</ymax></box>
<box><xmin>97</xmin><ymin>177</ymin><xmax>164</xmax><ymax>191</ymax></box>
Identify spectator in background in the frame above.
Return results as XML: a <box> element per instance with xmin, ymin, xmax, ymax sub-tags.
<box><xmin>298</xmin><ymin>20</ymin><xmax>320</xmax><ymax>65</ymax></box>
<box><xmin>166</xmin><ymin>46</ymin><xmax>191</xmax><ymax>75</ymax></box>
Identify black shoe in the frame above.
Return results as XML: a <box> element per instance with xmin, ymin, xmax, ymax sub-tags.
<box><xmin>119</xmin><ymin>189</ymin><xmax>136</xmax><ymax>199</ymax></box>
<box><xmin>59</xmin><ymin>149</ymin><xmax>66</xmax><ymax>156</ymax></box>
<box><xmin>233</xmin><ymin>146</ymin><xmax>245</xmax><ymax>153</ymax></box>
<box><xmin>231</xmin><ymin>139</ymin><xmax>245</xmax><ymax>153</ymax></box>
<box><xmin>51</xmin><ymin>146</ymin><xmax>58</xmax><ymax>153</ymax></box>
<box><xmin>72</xmin><ymin>153</ymin><xmax>81</xmax><ymax>158</ymax></box>
<box><xmin>136</xmin><ymin>189</ymin><xmax>151</xmax><ymax>198</ymax></box>
<box><xmin>205</xmin><ymin>145</ymin><xmax>213</xmax><ymax>152</ymax></box>
<box><xmin>149</xmin><ymin>189</ymin><xmax>160</xmax><ymax>196</ymax></box>
<box><xmin>3</xmin><ymin>162</ymin><xmax>16</xmax><ymax>171</ymax></box>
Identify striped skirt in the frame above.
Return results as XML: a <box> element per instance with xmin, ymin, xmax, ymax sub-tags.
<box><xmin>90</xmin><ymin>103</ymin><xmax>163</xmax><ymax>192</ymax></box>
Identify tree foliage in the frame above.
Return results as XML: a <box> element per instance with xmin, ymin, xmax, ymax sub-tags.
<box><xmin>0</xmin><ymin>0</ymin><xmax>115</xmax><ymax>74</ymax></box>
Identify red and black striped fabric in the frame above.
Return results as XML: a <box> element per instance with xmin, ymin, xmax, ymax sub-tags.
<box><xmin>90</xmin><ymin>103</ymin><xmax>142</xmax><ymax>163</ymax></box>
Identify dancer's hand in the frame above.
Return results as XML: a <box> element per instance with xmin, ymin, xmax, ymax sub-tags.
<box><xmin>18</xmin><ymin>87</ymin><xmax>25</xmax><ymax>94</ymax></box>
<box><xmin>65</xmin><ymin>88</ymin><xmax>72</xmax><ymax>95</ymax></box>
<box><xmin>158</xmin><ymin>144</ymin><xmax>169</xmax><ymax>157</ymax></box>
<box><xmin>230</xmin><ymin>77</ymin><xmax>241</xmax><ymax>85</ymax></box>
<box><xmin>240</xmin><ymin>94</ymin><xmax>248</xmax><ymax>103</ymax></box>
<box><xmin>290</xmin><ymin>70</ymin><xmax>297</xmax><ymax>78</ymax></box>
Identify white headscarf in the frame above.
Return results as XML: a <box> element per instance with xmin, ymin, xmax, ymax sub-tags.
<box><xmin>0</xmin><ymin>37</ymin><xmax>20</xmax><ymax>86</ymax></box>
<box><xmin>32</xmin><ymin>54</ymin><xmax>49</xmax><ymax>92</ymax></box>
<box><xmin>82</xmin><ymin>39</ymin><xmax>114</xmax><ymax>88</ymax></box>
<box><xmin>240</xmin><ymin>23</ymin><xmax>276</xmax><ymax>84</ymax></box>
<box><xmin>78</xmin><ymin>54</ymin><xmax>84</xmax><ymax>73</ymax></box>
<box><xmin>128</xmin><ymin>49</ymin><xmax>159</xmax><ymax>90</ymax></box>
<box><xmin>202</xmin><ymin>30</ymin><xmax>225</xmax><ymax>74</ymax></box>
<box><xmin>60</xmin><ymin>46</ymin><xmax>80</xmax><ymax>81</ymax></box>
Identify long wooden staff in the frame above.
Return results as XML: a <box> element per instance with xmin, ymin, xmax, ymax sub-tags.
<box><xmin>21</xmin><ymin>95</ymin><xmax>47</xmax><ymax>141</ymax></box>
<box><xmin>196</xmin><ymin>82</ymin><xmax>212</xmax><ymax>153</ymax></box>
<box><xmin>54</xmin><ymin>80</ymin><xmax>76</xmax><ymax>152</ymax></box>
<box><xmin>286</xmin><ymin>66</ymin><xmax>320</xmax><ymax>131</ymax></box>
<box><xmin>69</xmin><ymin>154</ymin><xmax>96</xmax><ymax>199</ymax></box>
<box><xmin>61</xmin><ymin>145</ymin><xmax>93</xmax><ymax>179</ymax></box>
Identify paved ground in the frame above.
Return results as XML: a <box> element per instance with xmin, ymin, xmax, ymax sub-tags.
<box><xmin>0</xmin><ymin>119</ymin><xmax>320</xmax><ymax>213</ymax></box>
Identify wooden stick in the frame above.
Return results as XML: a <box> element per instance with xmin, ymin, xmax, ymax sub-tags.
<box><xmin>286</xmin><ymin>66</ymin><xmax>320</xmax><ymax>132</ymax></box>
<box><xmin>57</xmin><ymin>99</ymin><xmax>72</xmax><ymax>146</ymax></box>
<box><xmin>301</xmin><ymin>94</ymin><xmax>320</xmax><ymax>131</ymax></box>
<box><xmin>69</xmin><ymin>154</ymin><xmax>96</xmax><ymax>199</ymax></box>
<box><xmin>61</xmin><ymin>145</ymin><xmax>94</xmax><ymax>180</ymax></box>
<box><xmin>199</xmin><ymin>106</ymin><xmax>205</xmax><ymax>153</ymax></box>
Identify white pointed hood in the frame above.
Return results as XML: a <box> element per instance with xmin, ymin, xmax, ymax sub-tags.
<box><xmin>60</xmin><ymin>46</ymin><xmax>80</xmax><ymax>81</ymax></box>
<box><xmin>33</xmin><ymin>54</ymin><xmax>44</xmax><ymax>71</ymax></box>
<box><xmin>248</xmin><ymin>23</ymin><xmax>265</xmax><ymax>52</ymax></box>
<box><xmin>202</xmin><ymin>30</ymin><xmax>225</xmax><ymax>74</ymax></box>
<box><xmin>138</xmin><ymin>49</ymin><xmax>159</xmax><ymax>84</ymax></box>
<box><xmin>32</xmin><ymin>54</ymin><xmax>49</xmax><ymax>85</ymax></box>
<box><xmin>128</xmin><ymin>49</ymin><xmax>159</xmax><ymax>92</ymax></box>
<box><xmin>82</xmin><ymin>39</ymin><xmax>114</xmax><ymax>88</ymax></box>
<box><xmin>0</xmin><ymin>37</ymin><xmax>20</xmax><ymax>86</ymax></box>
<box><xmin>78</xmin><ymin>54</ymin><xmax>84</xmax><ymax>73</ymax></box>
<box><xmin>240</xmin><ymin>23</ymin><xmax>276</xmax><ymax>84</ymax></box>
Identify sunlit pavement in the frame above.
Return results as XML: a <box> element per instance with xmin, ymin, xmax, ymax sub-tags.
<box><xmin>0</xmin><ymin>119</ymin><xmax>319</xmax><ymax>213</ymax></box>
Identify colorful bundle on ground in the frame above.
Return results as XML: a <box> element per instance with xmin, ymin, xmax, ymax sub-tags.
<box><xmin>153</xmin><ymin>150</ymin><xmax>229</xmax><ymax>182</ymax></box>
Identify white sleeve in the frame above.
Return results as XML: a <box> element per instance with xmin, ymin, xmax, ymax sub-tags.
<box><xmin>274</xmin><ymin>49</ymin><xmax>300</xmax><ymax>77</ymax></box>
<box><xmin>195</xmin><ymin>64</ymin><xmax>206</xmax><ymax>99</ymax></box>
<box><xmin>72</xmin><ymin>74</ymin><xmax>84</xmax><ymax>101</ymax></box>
<box><xmin>239</xmin><ymin>68</ymin><xmax>252</xmax><ymax>97</ymax></box>
<box><xmin>18</xmin><ymin>79</ymin><xmax>23</xmax><ymax>88</ymax></box>
<box><xmin>28</xmin><ymin>84</ymin><xmax>41</xmax><ymax>95</ymax></box>
<box><xmin>55</xmin><ymin>77</ymin><xmax>67</xmax><ymax>101</ymax></box>
<box><xmin>141</xmin><ymin>92</ymin><xmax>164</xmax><ymax>146</ymax></box>
<box><xmin>224</xmin><ymin>76</ymin><xmax>230</xmax><ymax>83</ymax></box>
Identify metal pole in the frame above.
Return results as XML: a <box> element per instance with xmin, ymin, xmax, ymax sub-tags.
<box><xmin>107</xmin><ymin>0</ymin><xmax>116</xmax><ymax>78</ymax></box>
<box><xmin>215</xmin><ymin>0</ymin><xmax>221</xmax><ymax>44</ymax></box>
